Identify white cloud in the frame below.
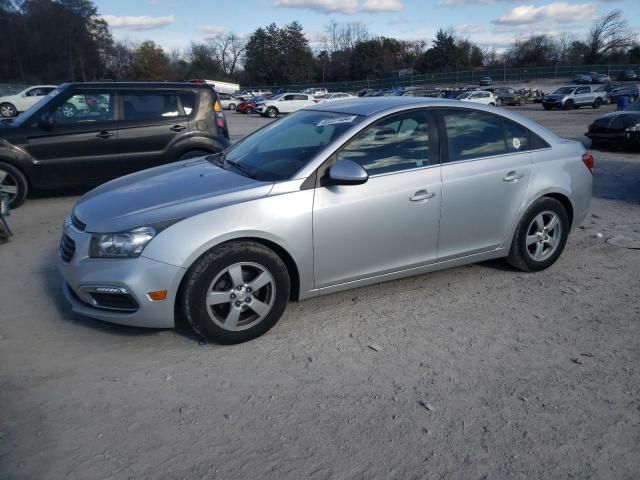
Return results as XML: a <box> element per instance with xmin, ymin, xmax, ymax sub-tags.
<box><xmin>361</xmin><ymin>0</ymin><xmax>403</xmax><ymax>12</ymax></box>
<box><xmin>457</xmin><ymin>24</ymin><xmax>485</xmax><ymax>34</ymax></box>
<box><xmin>101</xmin><ymin>15</ymin><xmax>175</xmax><ymax>31</ymax></box>
<box><xmin>199</xmin><ymin>26</ymin><xmax>226</xmax><ymax>38</ymax></box>
<box><xmin>438</xmin><ymin>0</ymin><xmax>520</xmax><ymax>6</ymax></box>
<box><xmin>274</xmin><ymin>0</ymin><xmax>359</xmax><ymax>13</ymax></box>
<box><xmin>492</xmin><ymin>2</ymin><xmax>595</xmax><ymax>26</ymax></box>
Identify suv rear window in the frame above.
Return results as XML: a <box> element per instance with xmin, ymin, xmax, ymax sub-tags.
<box><xmin>179</xmin><ymin>92</ymin><xmax>196</xmax><ymax>116</ymax></box>
<box><xmin>122</xmin><ymin>93</ymin><xmax>181</xmax><ymax>121</ymax></box>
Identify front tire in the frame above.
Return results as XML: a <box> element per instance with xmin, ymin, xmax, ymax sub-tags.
<box><xmin>507</xmin><ymin>197</ymin><xmax>570</xmax><ymax>272</ymax></box>
<box><xmin>0</xmin><ymin>102</ymin><xmax>17</xmax><ymax>118</ymax></box>
<box><xmin>228</xmin><ymin>103</ymin><xmax>236</xmax><ymax>111</ymax></box>
<box><xmin>266</xmin><ymin>107</ymin><xmax>278</xmax><ymax>118</ymax></box>
<box><xmin>0</xmin><ymin>161</ymin><xmax>28</xmax><ymax>208</ymax></box>
<box><xmin>496</xmin><ymin>98</ymin><xmax>503</xmax><ymax>106</ymax></box>
<box><xmin>182</xmin><ymin>241</ymin><xmax>290</xmax><ymax>344</ymax></box>
<box><xmin>245</xmin><ymin>107</ymin><xmax>254</xmax><ymax>114</ymax></box>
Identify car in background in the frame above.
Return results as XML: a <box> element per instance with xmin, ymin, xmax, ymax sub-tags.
<box><xmin>256</xmin><ymin>93</ymin><xmax>317</xmax><ymax>118</ymax></box>
<box><xmin>492</xmin><ymin>88</ymin><xmax>524</xmax><ymax>106</ymax></box>
<box><xmin>574</xmin><ymin>73</ymin><xmax>593</xmax><ymax>84</ymax></box>
<box><xmin>594</xmin><ymin>84</ymin><xmax>619</xmax><ymax>104</ymax></box>
<box><xmin>592</xmin><ymin>74</ymin><xmax>611</xmax><ymax>84</ymax></box>
<box><xmin>461</xmin><ymin>85</ymin><xmax>481</xmax><ymax>91</ymax></box>
<box><xmin>444</xmin><ymin>89</ymin><xmax>466</xmax><ymax>99</ymax></box>
<box><xmin>57</xmin><ymin>97</ymin><xmax>593</xmax><ymax>344</ymax></box>
<box><xmin>358</xmin><ymin>88</ymin><xmax>375</xmax><ymax>97</ymax></box>
<box><xmin>362</xmin><ymin>90</ymin><xmax>386</xmax><ymax>97</ymax></box>
<box><xmin>617</xmin><ymin>70</ymin><xmax>637</xmax><ymax>81</ymax></box>
<box><xmin>456</xmin><ymin>90</ymin><xmax>496</xmax><ymax>105</ymax></box>
<box><xmin>542</xmin><ymin>85</ymin><xmax>605</xmax><ymax>110</ymax></box>
<box><xmin>301</xmin><ymin>88</ymin><xmax>328</xmax><ymax>97</ymax></box>
<box><xmin>0</xmin><ymin>82</ymin><xmax>229</xmax><ymax>208</ymax></box>
<box><xmin>236</xmin><ymin>96</ymin><xmax>264</xmax><ymax>114</ymax></box>
<box><xmin>317</xmin><ymin>92</ymin><xmax>354</xmax><ymax>103</ymax></box>
<box><xmin>0</xmin><ymin>85</ymin><xmax>57</xmax><ymax>118</ymax></box>
<box><xmin>386</xmin><ymin>88</ymin><xmax>443</xmax><ymax>98</ymax></box>
<box><xmin>607</xmin><ymin>84</ymin><xmax>639</xmax><ymax>104</ymax></box>
<box><xmin>586</xmin><ymin>97</ymin><xmax>640</xmax><ymax>148</ymax></box>
<box><xmin>218</xmin><ymin>93</ymin><xmax>241</xmax><ymax>111</ymax></box>
<box><xmin>479</xmin><ymin>76</ymin><xmax>492</xmax><ymax>86</ymax></box>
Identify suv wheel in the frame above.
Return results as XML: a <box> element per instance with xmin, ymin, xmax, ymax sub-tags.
<box><xmin>593</xmin><ymin>98</ymin><xmax>602</xmax><ymax>109</ymax></box>
<box><xmin>507</xmin><ymin>197</ymin><xmax>569</xmax><ymax>272</ymax></box>
<box><xmin>228</xmin><ymin>103</ymin><xmax>236</xmax><ymax>111</ymax></box>
<box><xmin>0</xmin><ymin>161</ymin><xmax>28</xmax><ymax>208</ymax></box>
<box><xmin>0</xmin><ymin>103</ymin><xmax>16</xmax><ymax>118</ymax></box>
<box><xmin>182</xmin><ymin>241</ymin><xmax>290</xmax><ymax>344</ymax></box>
<box><xmin>266</xmin><ymin>107</ymin><xmax>278</xmax><ymax>118</ymax></box>
<box><xmin>564</xmin><ymin>99</ymin><xmax>574</xmax><ymax>110</ymax></box>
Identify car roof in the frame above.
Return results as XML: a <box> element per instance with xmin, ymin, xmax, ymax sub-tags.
<box><xmin>60</xmin><ymin>82</ymin><xmax>214</xmax><ymax>90</ymax></box>
<box><xmin>306</xmin><ymin>97</ymin><xmax>478</xmax><ymax>116</ymax></box>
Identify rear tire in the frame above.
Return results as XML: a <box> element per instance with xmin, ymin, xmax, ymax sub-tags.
<box><xmin>0</xmin><ymin>102</ymin><xmax>17</xmax><ymax>118</ymax></box>
<box><xmin>593</xmin><ymin>98</ymin><xmax>602</xmax><ymax>109</ymax></box>
<box><xmin>182</xmin><ymin>241</ymin><xmax>290</xmax><ymax>344</ymax></box>
<box><xmin>496</xmin><ymin>98</ymin><xmax>503</xmax><ymax>106</ymax></box>
<box><xmin>0</xmin><ymin>161</ymin><xmax>28</xmax><ymax>208</ymax></box>
<box><xmin>507</xmin><ymin>197</ymin><xmax>570</xmax><ymax>272</ymax></box>
<box><xmin>564</xmin><ymin>100</ymin><xmax>574</xmax><ymax>110</ymax></box>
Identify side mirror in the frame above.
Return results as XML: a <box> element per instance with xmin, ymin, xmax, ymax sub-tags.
<box><xmin>38</xmin><ymin>113</ymin><xmax>54</xmax><ymax>130</ymax></box>
<box><xmin>327</xmin><ymin>159</ymin><xmax>369</xmax><ymax>186</ymax></box>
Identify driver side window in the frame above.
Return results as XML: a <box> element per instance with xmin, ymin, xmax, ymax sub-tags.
<box><xmin>52</xmin><ymin>92</ymin><xmax>114</xmax><ymax>124</ymax></box>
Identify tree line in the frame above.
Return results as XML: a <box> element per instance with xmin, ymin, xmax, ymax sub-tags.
<box><xmin>1</xmin><ymin>0</ymin><xmax>638</xmax><ymax>86</ymax></box>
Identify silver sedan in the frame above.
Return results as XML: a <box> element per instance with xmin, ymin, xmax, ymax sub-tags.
<box><xmin>59</xmin><ymin>98</ymin><xmax>593</xmax><ymax>343</ymax></box>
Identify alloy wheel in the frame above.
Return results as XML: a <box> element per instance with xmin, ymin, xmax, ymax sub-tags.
<box><xmin>0</xmin><ymin>168</ymin><xmax>19</xmax><ymax>203</ymax></box>
<box><xmin>61</xmin><ymin>104</ymin><xmax>75</xmax><ymax>117</ymax></box>
<box><xmin>205</xmin><ymin>262</ymin><xmax>276</xmax><ymax>331</ymax></box>
<box><xmin>525</xmin><ymin>211</ymin><xmax>562</xmax><ymax>262</ymax></box>
<box><xmin>0</xmin><ymin>104</ymin><xmax>16</xmax><ymax>117</ymax></box>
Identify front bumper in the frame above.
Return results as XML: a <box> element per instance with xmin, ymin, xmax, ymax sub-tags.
<box><xmin>58</xmin><ymin>225</ymin><xmax>185</xmax><ymax>328</ymax></box>
<box><xmin>585</xmin><ymin>129</ymin><xmax>640</xmax><ymax>145</ymax></box>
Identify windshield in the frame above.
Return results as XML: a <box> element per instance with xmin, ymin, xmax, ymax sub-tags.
<box><xmin>13</xmin><ymin>87</ymin><xmax>64</xmax><ymax>125</ymax></box>
<box><xmin>270</xmin><ymin>93</ymin><xmax>285</xmax><ymax>101</ymax></box>
<box><xmin>553</xmin><ymin>87</ymin><xmax>575</xmax><ymax>95</ymax></box>
<box><xmin>457</xmin><ymin>92</ymin><xmax>472</xmax><ymax>99</ymax></box>
<box><xmin>221</xmin><ymin>110</ymin><xmax>363</xmax><ymax>181</ymax></box>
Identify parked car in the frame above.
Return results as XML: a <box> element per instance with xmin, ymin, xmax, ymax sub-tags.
<box><xmin>363</xmin><ymin>90</ymin><xmax>385</xmax><ymax>97</ymax></box>
<box><xmin>542</xmin><ymin>85</ymin><xmax>604</xmax><ymax>110</ymax></box>
<box><xmin>236</xmin><ymin>97</ymin><xmax>264</xmax><ymax>114</ymax></box>
<box><xmin>574</xmin><ymin>73</ymin><xmax>593</xmax><ymax>84</ymax></box>
<box><xmin>518</xmin><ymin>88</ymin><xmax>544</xmax><ymax>103</ymax></box>
<box><xmin>617</xmin><ymin>70</ymin><xmax>637</xmax><ymax>81</ymax></box>
<box><xmin>58</xmin><ymin>97</ymin><xmax>593</xmax><ymax>344</ymax></box>
<box><xmin>218</xmin><ymin>93</ymin><xmax>241</xmax><ymax>111</ymax></box>
<box><xmin>586</xmin><ymin>97</ymin><xmax>640</xmax><ymax>148</ymax></box>
<box><xmin>607</xmin><ymin>84</ymin><xmax>639</xmax><ymax>104</ymax></box>
<box><xmin>0</xmin><ymin>82</ymin><xmax>230</xmax><ymax>208</ymax></box>
<box><xmin>591</xmin><ymin>74</ymin><xmax>611</xmax><ymax>84</ymax></box>
<box><xmin>461</xmin><ymin>85</ymin><xmax>481</xmax><ymax>91</ymax></box>
<box><xmin>493</xmin><ymin>88</ymin><xmax>524</xmax><ymax>106</ymax></box>
<box><xmin>389</xmin><ymin>88</ymin><xmax>443</xmax><ymax>98</ymax></box>
<box><xmin>358</xmin><ymin>88</ymin><xmax>375</xmax><ymax>97</ymax></box>
<box><xmin>317</xmin><ymin>92</ymin><xmax>355</xmax><ymax>103</ymax></box>
<box><xmin>0</xmin><ymin>85</ymin><xmax>57</xmax><ymax>118</ymax></box>
<box><xmin>456</xmin><ymin>90</ymin><xmax>496</xmax><ymax>105</ymax></box>
<box><xmin>479</xmin><ymin>76</ymin><xmax>492</xmax><ymax>86</ymax></box>
<box><xmin>444</xmin><ymin>89</ymin><xmax>466</xmax><ymax>99</ymax></box>
<box><xmin>255</xmin><ymin>93</ymin><xmax>317</xmax><ymax>118</ymax></box>
<box><xmin>594</xmin><ymin>84</ymin><xmax>619</xmax><ymax>104</ymax></box>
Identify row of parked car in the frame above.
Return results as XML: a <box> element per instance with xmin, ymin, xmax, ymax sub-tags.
<box><xmin>574</xmin><ymin>70</ymin><xmax>637</xmax><ymax>84</ymax></box>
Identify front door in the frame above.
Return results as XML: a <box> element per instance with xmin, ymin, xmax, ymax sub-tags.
<box><xmin>117</xmin><ymin>90</ymin><xmax>189</xmax><ymax>174</ymax></box>
<box><xmin>313</xmin><ymin>109</ymin><xmax>442</xmax><ymax>288</ymax></box>
<box><xmin>437</xmin><ymin>108</ymin><xmax>533</xmax><ymax>260</ymax></box>
<box><xmin>23</xmin><ymin>89</ymin><xmax>119</xmax><ymax>185</ymax></box>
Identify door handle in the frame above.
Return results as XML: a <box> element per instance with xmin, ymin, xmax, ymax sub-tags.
<box><xmin>503</xmin><ymin>171</ymin><xmax>524</xmax><ymax>182</ymax></box>
<box><xmin>170</xmin><ymin>125</ymin><xmax>186</xmax><ymax>132</ymax></box>
<box><xmin>96</xmin><ymin>131</ymin><xmax>114</xmax><ymax>139</ymax></box>
<box><xmin>410</xmin><ymin>190</ymin><xmax>436</xmax><ymax>202</ymax></box>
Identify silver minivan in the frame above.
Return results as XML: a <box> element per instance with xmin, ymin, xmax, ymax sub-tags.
<box><xmin>59</xmin><ymin>98</ymin><xmax>593</xmax><ymax>343</ymax></box>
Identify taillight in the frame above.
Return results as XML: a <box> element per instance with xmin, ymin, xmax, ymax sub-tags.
<box><xmin>213</xmin><ymin>100</ymin><xmax>225</xmax><ymax>129</ymax></box>
<box><xmin>582</xmin><ymin>152</ymin><xmax>594</xmax><ymax>174</ymax></box>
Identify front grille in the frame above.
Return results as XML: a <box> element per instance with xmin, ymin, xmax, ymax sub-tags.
<box><xmin>59</xmin><ymin>234</ymin><xmax>76</xmax><ymax>262</ymax></box>
<box><xmin>71</xmin><ymin>214</ymin><xmax>86</xmax><ymax>231</ymax></box>
<box><xmin>88</xmin><ymin>292</ymin><xmax>138</xmax><ymax>312</ymax></box>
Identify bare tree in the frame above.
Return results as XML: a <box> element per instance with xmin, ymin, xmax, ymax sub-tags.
<box><xmin>586</xmin><ymin>10</ymin><xmax>635</xmax><ymax>62</ymax></box>
<box><xmin>322</xmin><ymin>20</ymin><xmax>369</xmax><ymax>53</ymax></box>
<box><xmin>208</xmin><ymin>32</ymin><xmax>245</xmax><ymax>77</ymax></box>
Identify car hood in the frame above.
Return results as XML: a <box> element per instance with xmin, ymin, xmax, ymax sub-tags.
<box><xmin>592</xmin><ymin>111</ymin><xmax>640</xmax><ymax>129</ymax></box>
<box><xmin>545</xmin><ymin>94</ymin><xmax>567</xmax><ymax>100</ymax></box>
<box><xmin>73</xmin><ymin>157</ymin><xmax>274</xmax><ymax>233</ymax></box>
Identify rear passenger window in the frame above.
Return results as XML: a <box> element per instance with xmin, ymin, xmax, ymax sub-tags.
<box><xmin>504</xmin><ymin>120</ymin><xmax>529</xmax><ymax>152</ymax></box>
<box><xmin>179</xmin><ymin>92</ymin><xmax>196</xmax><ymax>116</ymax></box>
<box><xmin>530</xmin><ymin>132</ymin><xmax>550</xmax><ymax>150</ymax></box>
<box><xmin>122</xmin><ymin>93</ymin><xmax>181</xmax><ymax>121</ymax></box>
<box><xmin>442</xmin><ymin>109</ymin><xmax>506</xmax><ymax>161</ymax></box>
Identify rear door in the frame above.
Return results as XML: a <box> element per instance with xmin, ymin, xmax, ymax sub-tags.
<box><xmin>117</xmin><ymin>90</ymin><xmax>189</xmax><ymax>174</ymax></box>
<box><xmin>278</xmin><ymin>94</ymin><xmax>296</xmax><ymax>113</ymax></box>
<box><xmin>437</xmin><ymin>108</ymin><xmax>533</xmax><ymax>260</ymax></box>
<box><xmin>575</xmin><ymin>86</ymin><xmax>592</xmax><ymax>106</ymax></box>
<box><xmin>22</xmin><ymin>88</ymin><xmax>120</xmax><ymax>185</ymax></box>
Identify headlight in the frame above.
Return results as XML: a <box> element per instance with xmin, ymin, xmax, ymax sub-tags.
<box><xmin>625</xmin><ymin>123</ymin><xmax>640</xmax><ymax>132</ymax></box>
<box><xmin>88</xmin><ymin>221</ymin><xmax>179</xmax><ymax>258</ymax></box>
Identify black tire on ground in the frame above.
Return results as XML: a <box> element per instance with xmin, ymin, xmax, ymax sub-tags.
<box><xmin>179</xmin><ymin>150</ymin><xmax>212</xmax><ymax>160</ymax></box>
<box><xmin>506</xmin><ymin>197</ymin><xmax>570</xmax><ymax>272</ymax></box>
<box><xmin>543</xmin><ymin>105</ymin><xmax>552</xmax><ymax>110</ymax></box>
<box><xmin>564</xmin><ymin>100</ymin><xmax>574</xmax><ymax>110</ymax></box>
<box><xmin>228</xmin><ymin>103</ymin><xmax>236</xmax><ymax>111</ymax></box>
<box><xmin>245</xmin><ymin>107</ymin><xmax>254</xmax><ymax>114</ymax></box>
<box><xmin>0</xmin><ymin>160</ymin><xmax>28</xmax><ymax>208</ymax></box>
<box><xmin>182</xmin><ymin>241</ymin><xmax>291</xmax><ymax>344</ymax></box>
<box><xmin>267</xmin><ymin>107</ymin><xmax>278</xmax><ymax>118</ymax></box>
<box><xmin>593</xmin><ymin>98</ymin><xmax>602</xmax><ymax>109</ymax></box>
<box><xmin>496</xmin><ymin>98</ymin><xmax>503</xmax><ymax>106</ymax></box>
<box><xmin>0</xmin><ymin>102</ymin><xmax>17</xmax><ymax>118</ymax></box>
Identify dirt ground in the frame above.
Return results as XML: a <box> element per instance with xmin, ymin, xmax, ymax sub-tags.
<box><xmin>1</xmin><ymin>104</ymin><xmax>639</xmax><ymax>480</ymax></box>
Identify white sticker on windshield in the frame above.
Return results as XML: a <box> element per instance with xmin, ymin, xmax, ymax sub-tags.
<box><xmin>316</xmin><ymin>115</ymin><xmax>357</xmax><ymax>127</ymax></box>
<box><xmin>512</xmin><ymin>137</ymin><xmax>521</xmax><ymax>150</ymax></box>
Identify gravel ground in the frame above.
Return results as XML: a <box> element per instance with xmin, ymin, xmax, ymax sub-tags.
<box><xmin>1</xmin><ymin>104</ymin><xmax>639</xmax><ymax>480</ymax></box>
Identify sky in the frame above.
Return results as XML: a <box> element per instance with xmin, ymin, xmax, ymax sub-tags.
<box><xmin>94</xmin><ymin>0</ymin><xmax>639</xmax><ymax>53</ymax></box>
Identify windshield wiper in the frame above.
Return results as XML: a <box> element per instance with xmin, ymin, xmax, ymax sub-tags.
<box><xmin>225</xmin><ymin>158</ymin><xmax>255</xmax><ymax>179</ymax></box>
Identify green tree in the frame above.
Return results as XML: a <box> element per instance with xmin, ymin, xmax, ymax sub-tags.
<box><xmin>130</xmin><ymin>41</ymin><xmax>168</xmax><ymax>81</ymax></box>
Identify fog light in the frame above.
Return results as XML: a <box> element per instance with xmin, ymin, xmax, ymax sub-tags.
<box><xmin>147</xmin><ymin>290</ymin><xmax>168</xmax><ymax>301</ymax></box>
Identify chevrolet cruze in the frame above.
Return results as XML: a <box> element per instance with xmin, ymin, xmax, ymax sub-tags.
<box><xmin>59</xmin><ymin>98</ymin><xmax>593</xmax><ymax>344</ymax></box>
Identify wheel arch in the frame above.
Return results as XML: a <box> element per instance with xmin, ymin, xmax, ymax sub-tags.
<box><xmin>542</xmin><ymin>192</ymin><xmax>574</xmax><ymax>227</ymax></box>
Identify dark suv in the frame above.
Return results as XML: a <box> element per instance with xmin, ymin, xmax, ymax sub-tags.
<box><xmin>0</xmin><ymin>82</ymin><xmax>230</xmax><ymax>207</ymax></box>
